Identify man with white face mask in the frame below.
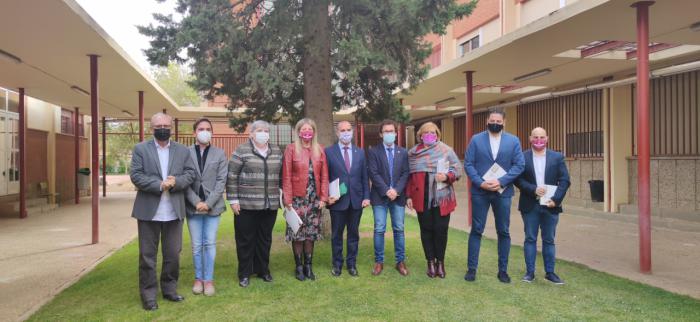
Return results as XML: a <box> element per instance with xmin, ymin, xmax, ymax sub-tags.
<box><xmin>226</xmin><ymin>120</ymin><xmax>283</xmax><ymax>287</ymax></box>
<box><xmin>185</xmin><ymin>118</ymin><xmax>228</xmax><ymax>296</ymax></box>
<box><xmin>325</xmin><ymin>121</ymin><xmax>370</xmax><ymax>277</ymax></box>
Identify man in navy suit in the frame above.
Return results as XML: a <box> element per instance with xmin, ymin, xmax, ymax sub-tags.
<box><xmin>367</xmin><ymin>120</ymin><xmax>410</xmax><ymax>276</ymax></box>
<box><xmin>464</xmin><ymin>109</ymin><xmax>525</xmax><ymax>283</ymax></box>
<box><xmin>326</xmin><ymin>121</ymin><xmax>370</xmax><ymax>277</ymax></box>
<box><xmin>515</xmin><ymin>127</ymin><xmax>570</xmax><ymax>284</ymax></box>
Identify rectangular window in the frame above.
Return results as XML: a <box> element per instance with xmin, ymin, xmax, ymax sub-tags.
<box><xmin>60</xmin><ymin>109</ymin><xmax>74</xmax><ymax>135</ymax></box>
<box><xmin>458</xmin><ymin>35</ymin><xmax>480</xmax><ymax>57</ymax></box>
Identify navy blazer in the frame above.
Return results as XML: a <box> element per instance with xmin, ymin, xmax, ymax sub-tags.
<box><xmin>515</xmin><ymin>149</ymin><xmax>571</xmax><ymax>214</ymax></box>
<box><xmin>367</xmin><ymin>144</ymin><xmax>410</xmax><ymax>207</ymax></box>
<box><xmin>325</xmin><ymin>144</ymin><xmax>370</xmax><ymax>211</ymax></box>
<box><xmin>463</xmin><ymin>131</ymin><xmax>525</xmax><ymax>197</ymax></box>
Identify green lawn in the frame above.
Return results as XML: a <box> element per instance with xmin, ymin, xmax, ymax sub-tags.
<box><xmin>30</xmin><ymin>208</ymin><xmax>700</xmax><ymax>321</ymax></box>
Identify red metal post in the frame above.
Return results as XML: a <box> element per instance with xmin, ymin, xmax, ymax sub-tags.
<box><xmin>138</xmin><ymin>91</ymin><xmax>144</xmax><ymax>142</ymax></box>
<box><xmin>354</xmin><ymin>115</ymin><xmax>359</xmax><ymax>146</ymax></box>
<box><xmin>18</xmin><ymin>88</ymin><xmax>27</xmax><ymax>219</ymax></box>
<box><xmin>465</xmin><ymin>71</ymin><xmax>475</xmax><ymax>227</ymax></box>
<box><xmin>397</xmin><ymin>124</ymin><xmax>403</xmax><ymax>147</ymax></box>
<box><xmin>632</xmin><ymin>1</ymin><xmax>653</xmax><ymax>274</ymax></box>
<box><xmin>174</xmin><ymin>118</ymin><xmax>179</xmax><ymax>141</ymax></box>
<box><xmin>89</xmin><ymin>55</ymin><xmax>100</xmax><ymax>244</ymax></box>
<box><xmin>359</xmin><ymin>122</ymin><xmax>365</xmax><ymax>149</ymax></box>
<box><xmin>75</xmin><ymin>107</ymin><xmax>80</xmax><ymax>205</ymax></box>
<box><xmin>102</xmin><ymin>117</ymin><xmax>106</xmax><ymax>197</ymax></box>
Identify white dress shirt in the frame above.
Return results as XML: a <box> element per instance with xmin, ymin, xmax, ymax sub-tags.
<box><xmin>489</xmin><ymin>133</ymin><xmax>501</xmax><ymax>160</ymax></box>
<box><xmin>533</xmin><ymin>150</ymin><xmax>547</xmax><ymax>188</ymax></box>
<box><xmin>152</xmin><ymin>140</ymin><xmax>177</xmax><ymax>221</ymax></box>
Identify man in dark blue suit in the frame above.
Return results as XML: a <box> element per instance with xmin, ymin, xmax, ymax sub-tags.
<box><xmin>515</xmin><ymin>127</ymin><xmax>570</xmax><ymax>284</ymax></box>
<box><xmin>325</xmin><ymin>121</ymin><xmax>370</xmax><ymax>277</ymax></box>
<box><xmin>367</xmin><ymin>120</ymin><xmax>410</xmax><ymax>276</ymax></box>
<box><xmin>464</xmin><ymin>109</ymin><xmax>525</xmax><ymax>283</ymax></box>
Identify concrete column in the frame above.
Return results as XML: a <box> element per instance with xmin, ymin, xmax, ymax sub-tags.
<box><xmin>47</xmin><ymin>107</ymin><xmax>57</xmax><ymax>204</ymax></box>
<box><xmin>442</xmin><ymin>25</ymin><xmax>456</xmax><ymax>64</ymax></box>
<box><xmin>441</xmin><ymin>117</ymin><xmax>455</xmax><ymax>147</ymax></box>
<box><xmin>608</xmin><ymin>85</ymin><xmax>633</xmax><ymax>212</ymax></box>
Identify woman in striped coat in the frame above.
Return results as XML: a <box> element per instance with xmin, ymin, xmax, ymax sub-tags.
<box><xmin>226</xmin><ymin>120</ymin><xmax>283</xmax><ymax>288</ymax></box>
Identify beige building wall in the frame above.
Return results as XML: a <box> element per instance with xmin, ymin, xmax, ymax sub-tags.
<box><xmin>441</xmin><ymin>117</ymin><xmax>455</xmax><ymax>147</ymax></box>
<box><xmin>607</xmin><ymin>85</ymin><xmax>633</xmax><ymax>212</ymax></box>
<box><xmin>519</xmin><ymin>0</ymin><xmax>561</xmax><ymax>27</ymax></box>
<box><xmin>26</xmin><ymin>97</ymin><xmax>56</xmax><ymax>132</ymax></box>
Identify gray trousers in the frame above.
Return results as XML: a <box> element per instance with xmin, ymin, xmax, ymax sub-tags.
<box><xmin>137</xmin><ymin>219</ymin><xmax>183</xmax><ymax>303</ymax></box>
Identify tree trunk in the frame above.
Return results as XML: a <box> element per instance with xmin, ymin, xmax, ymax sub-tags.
<box><xmin>303</xmin><ymin>0</ymin><xmax>333</xmax><ymax>237</ymax></box>
<box><xmin>302</xmin><ymin>0</ymin><xmax>333</xmax><ymax>147</ymax></box>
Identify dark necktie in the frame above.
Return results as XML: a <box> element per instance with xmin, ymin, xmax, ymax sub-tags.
<box><xmin>387</xmin><ymin>147</ymin><xmax>394</xmax><ymax>187</ymax></box>
<box><xmin>343</xmin><ymin>146</ymin><xmax>351</xmax><ymax>172</ymax></box>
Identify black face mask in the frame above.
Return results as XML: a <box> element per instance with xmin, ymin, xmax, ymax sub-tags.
<box><xmin>487</xmin><ymin>123</ymin><xmax>503</xmax><ymax>133</ymax></box>
<box><xmin>154</xmin><ymin>128</ymin><xmax>171</xmax><ymax>141</ymax></box>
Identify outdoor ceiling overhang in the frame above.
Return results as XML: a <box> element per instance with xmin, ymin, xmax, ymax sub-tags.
<box><xmin>399</xmin><ymin>0</ymin><xmax>700</xmax><ymax>121</ymax></box>
<box><xmin>0</xmin><ymin>0</ymin><xmax>227</xmax><ymax>119</ymax></box>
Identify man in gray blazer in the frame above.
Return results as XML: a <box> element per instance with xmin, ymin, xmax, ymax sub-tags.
<box><xmin>130</xmin><ymin>112</ymin><xmax>196</xmax><ymax>311</ymax></box>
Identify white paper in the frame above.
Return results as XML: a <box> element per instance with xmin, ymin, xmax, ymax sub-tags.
<box><xmin>539</xmin><ymin>184</ymin><xmax>559</xmax><ymax>206</ymax></box>
<box><xmin>329</xmin><ymin>178</ymin><xmax>341</xmax><ymax>199</ymax></box>
<box><xmin>284</xmin><ymin>207</ymin><xmax>303</xmax><ymax>234</ymax></box>
<box><xmin>482</xmin><ymin>162</ymin><xmax>507</xmax><ymax>194</ymax></box>
<box><xmin>436</xmin><ymin>158</ymin><xmax>450</xmax><ymax>190</ymax></box>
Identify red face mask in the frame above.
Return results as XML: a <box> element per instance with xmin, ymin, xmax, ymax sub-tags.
<box><xmin>531</xmin><ymin>138</ymin><xmax>547</xmax><ymax>151</ymax></box>
<box><xmin>299</xmin><ymin>130</ymin><xmax>314</xmax><ymax>141</ymax></box>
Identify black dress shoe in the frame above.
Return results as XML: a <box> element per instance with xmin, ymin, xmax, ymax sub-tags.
<box><xmin>163</xmin><ymin>294</ymin><xmax>185</xmax><ymax>302</ymax></box>
<box><xmin>464</xmin><ymin>269</ymin><xmax>476</xmax><ymax>282</ymax></box>
<box><xmin>142</xmin><ymin>301</ymin><xmax>158</xmax><ymax>311</ymax></box>
<box><xmin>260</xmin><ymin>274</ymin><xmax>273</xmax><ymax>282</ymax></box>
<box><xmin>545</xmin><ymin>272</ymin><xmax>565</xmax><ymax>285</ymax></box>
<box><xmin>239</xmin><ymin>277</ymin><xmax>250</xmax><ymax>288</ymax></box>
<box><xmin>497</xmin><ymin>271</ymin><xmax>511</xmax><ymax>284</ymax></box>
<box><xmin>348</xmin><ymin>266</ymin><xmax>358</xmax><ymax>277</ymax></box>
<box><xmin>331</xmin><ymin>266</ymin><xmax>342</xmax><ymax>277</ymax></box>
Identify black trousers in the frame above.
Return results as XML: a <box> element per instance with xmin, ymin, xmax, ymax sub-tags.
<box><xmin>137</xmin><ymin>219</ymin><xmax>183</xmax><ymax>304</ymax></box>
<box><xmin>234</xmin><ymin>209</ymin><xmax>277</xmax><ymax>279</ymax></box>
<box><xmin>330</xmin><ymin>208</ymin><xmax>363</xmax><ymax>268</ymax></box>
<box><xmin>417</xmin><ymin>207</ymin><xmax>451</xmax><ymax>261</ymax></box>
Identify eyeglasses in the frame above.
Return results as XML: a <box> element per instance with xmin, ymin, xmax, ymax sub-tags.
<box><xmin>152</xmin><ymin>125</ymin><xmax>171</xmax><ymax>129</ymax></box>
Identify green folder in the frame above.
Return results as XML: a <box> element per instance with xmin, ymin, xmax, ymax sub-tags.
<box><xmin>339</xmin><ymin>182</ymin><xmax>348</xmax><ymax>196</ymax></box>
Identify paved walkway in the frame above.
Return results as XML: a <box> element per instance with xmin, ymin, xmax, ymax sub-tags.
<box><xmin>447</xmin><ymin>184</ymin><xmax>700</xmax><ymax>299</ymax></box>
<box><xmin>0</xmin><ymin>192</ymin><xmax>138</xmax><ymax>322</ymax></box>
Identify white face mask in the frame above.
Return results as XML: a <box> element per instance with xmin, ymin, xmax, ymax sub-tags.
<box><xmin>338</xmin><ymin>130</ymin><xmax>353</xmax><ymax>144</ymax></box>
<box><xmin>254</xmin><ymin>131</ymin><xmax>270</xmax><ymax>145</ymax></box>
<box><xmin>196</xmin><ymin>130</ymin><xmax>212</xmax><ymax>144</ymax></box>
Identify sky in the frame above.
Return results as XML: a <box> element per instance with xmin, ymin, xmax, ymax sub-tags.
<box><xmin>74</xmin><ymin>0</ymin><xmax>178</xmax><ymax>74</ymax></box>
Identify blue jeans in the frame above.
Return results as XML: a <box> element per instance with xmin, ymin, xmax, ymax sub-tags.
<box><xmin>187</xmin><ymin>214</ymin><xmax>221</xmax><ymax>281</ymax></box>
<box><xmin>372</xmin><ymin>203</ymin><xmax>406</xmax><ymax>263</ymax></box>
<box><xmin>522</xmin><ymin>206</ymin><xmax>560</xmax><ymax>274</ymax></box>
<box><xmin>468</xmin><ymin>193</ymin><xmax>512</xmax><ymax>272</ymax></box>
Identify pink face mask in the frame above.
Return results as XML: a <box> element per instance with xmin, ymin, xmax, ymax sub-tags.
<box><xmin>531</xmin><ymin>138</ymin><xmax>547</xmax><ymax>151</ymax></box>
<box><xmin>422</xmin><ymin>133</ymin><xmax>438</xmax><ymax>145</ymax></box>
<box><xmin>299</xmin><ymin>130</ymin><xmax>314</xmax><ymax>141</ymax></box>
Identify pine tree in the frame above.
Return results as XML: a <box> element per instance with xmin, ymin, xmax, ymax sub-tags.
<box><xmin>139</xmin><ymin>0</ymin><xmax>476</xmax><ymax>144</ymax></box>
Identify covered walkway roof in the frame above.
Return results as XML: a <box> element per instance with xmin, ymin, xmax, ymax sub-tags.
<box><xmin>399</xmin><ymin>0</ymin><xmax>700</xmax><ymax>117</ymax></box>
<box><xmin>0</xmin><ymin>0</ymin><xmax>228</xmax><ymax>118</ymax></box>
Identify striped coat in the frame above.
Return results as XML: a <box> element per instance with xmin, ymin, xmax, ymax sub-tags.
<box><xmin>226</xmin><ymin>140</ymin><xmax>283</xmax><ymax>210</ymax></box>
